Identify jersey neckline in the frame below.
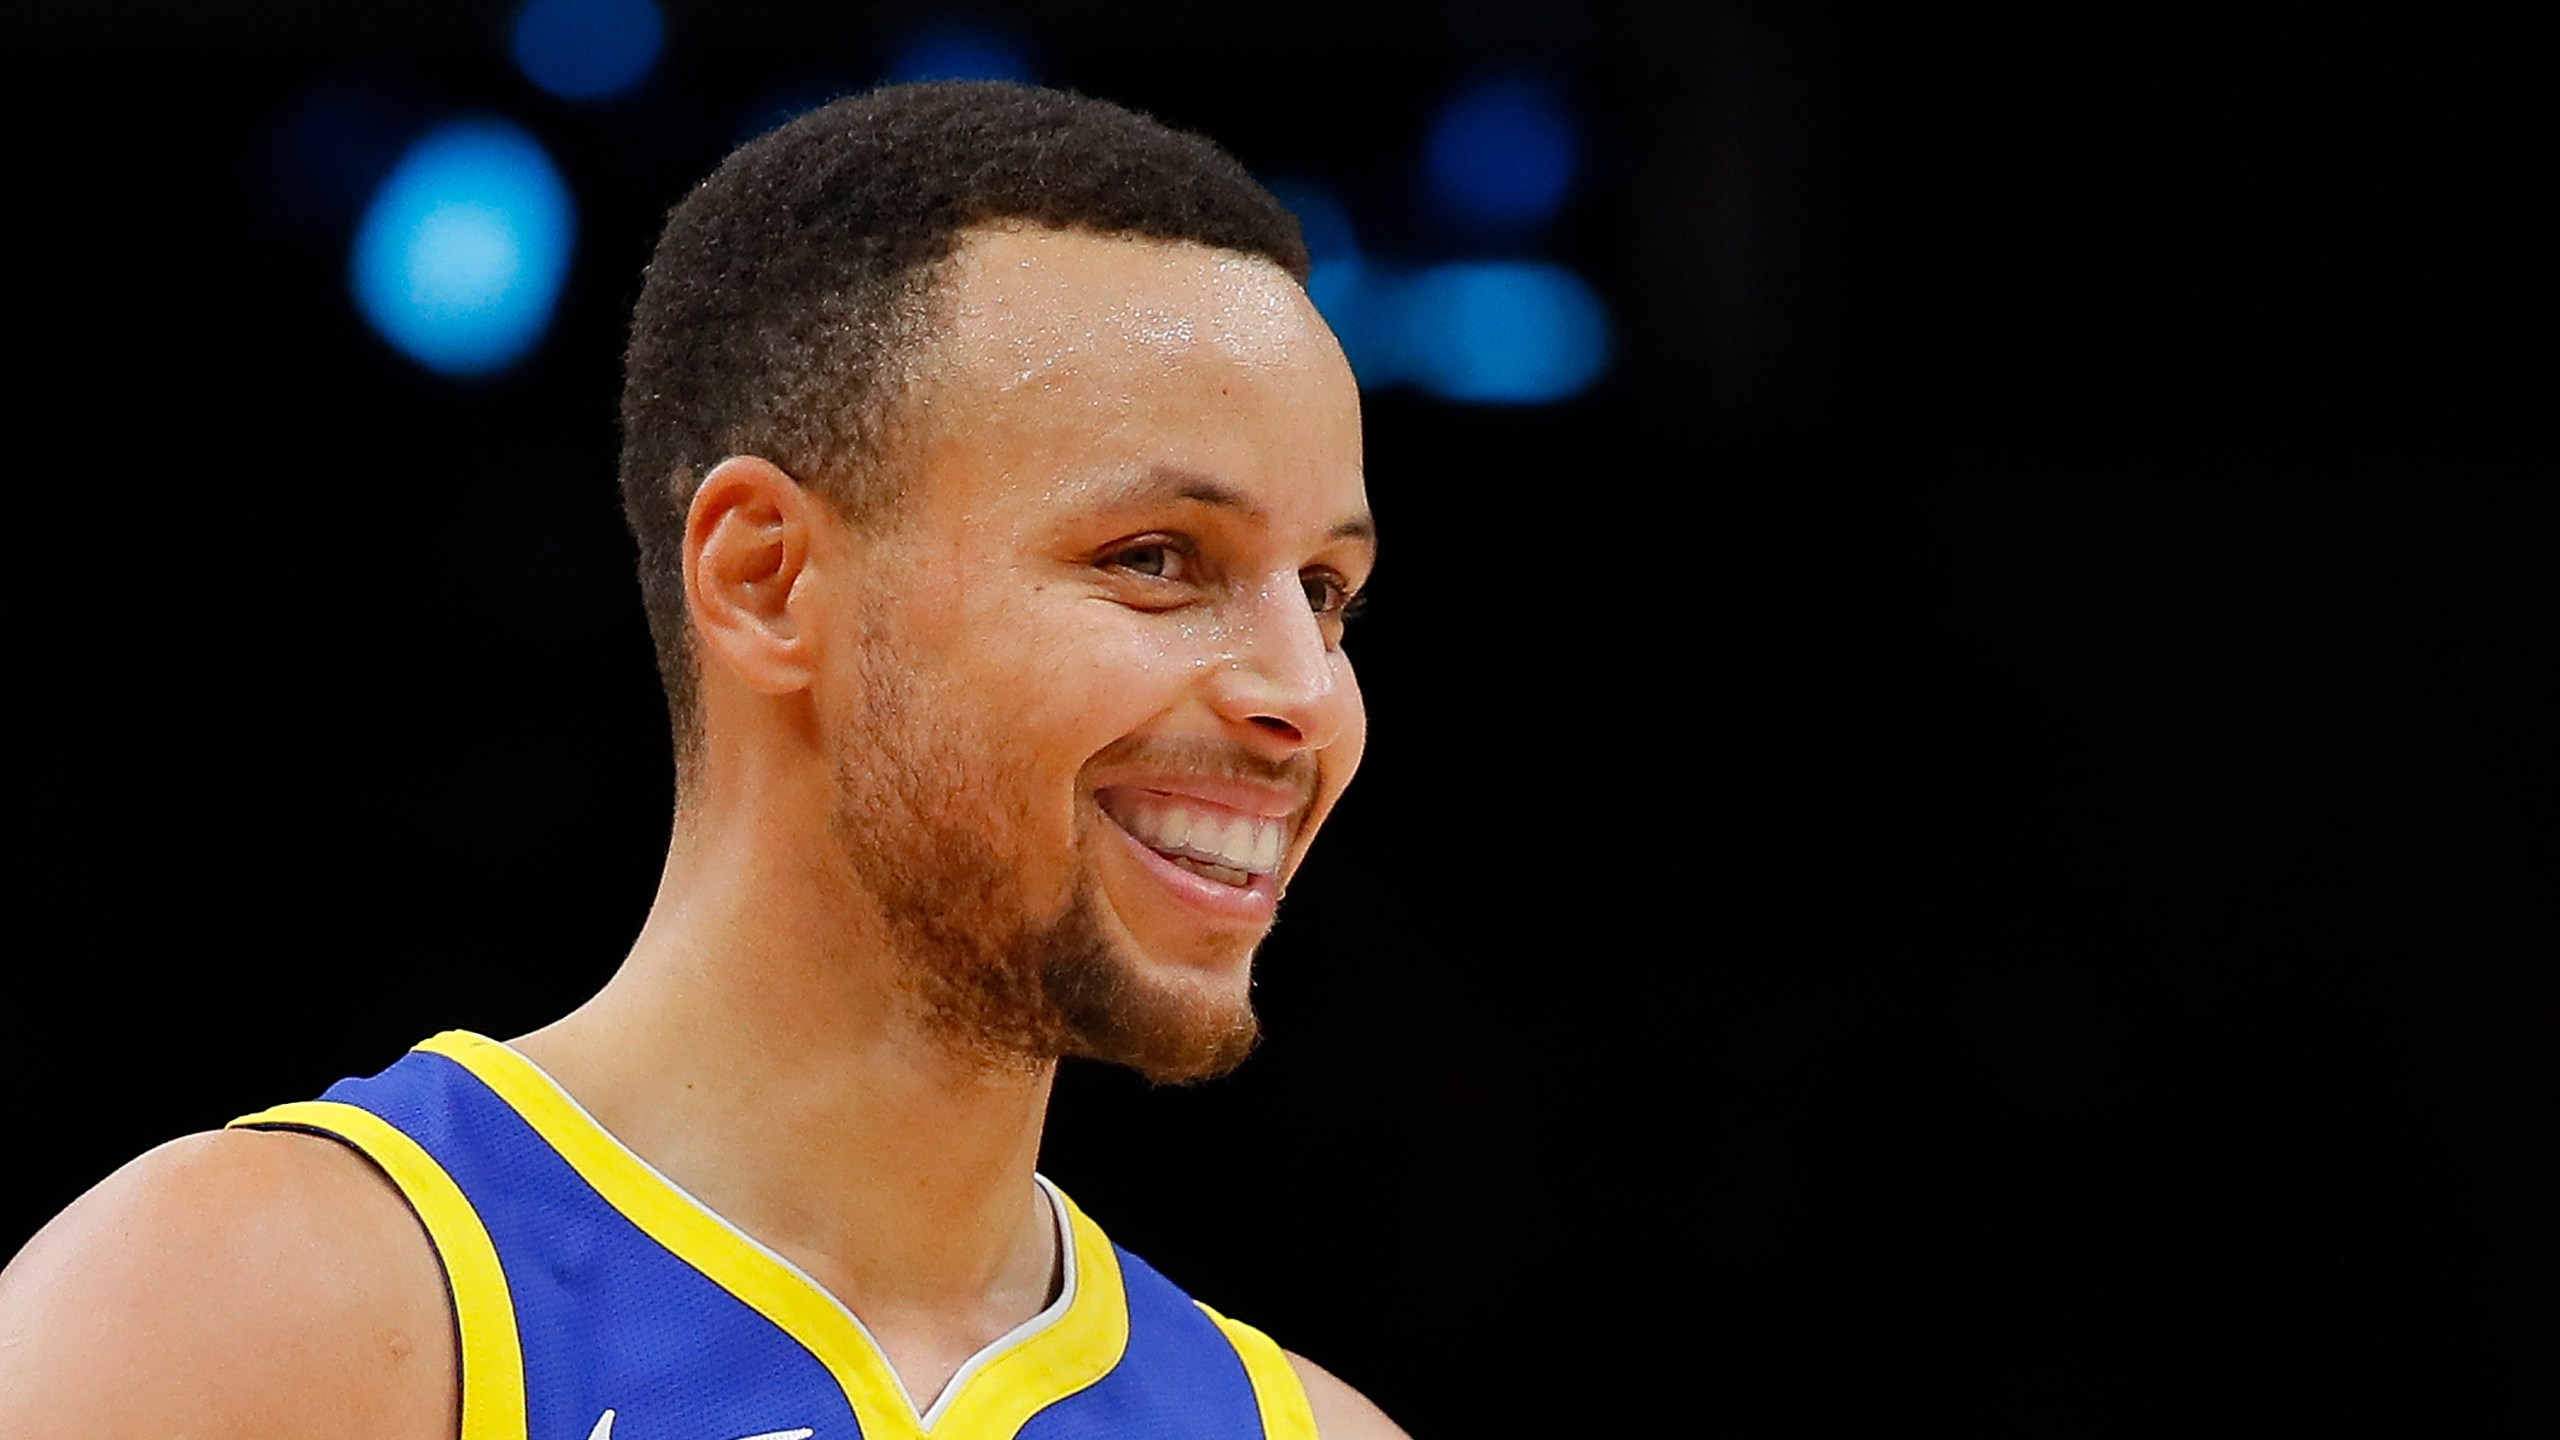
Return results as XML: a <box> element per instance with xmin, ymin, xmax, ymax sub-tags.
<box><xmin>414</xmin><ymin>1030</ymin><xmax>1129</xmax><ymax>1439</ymax></box>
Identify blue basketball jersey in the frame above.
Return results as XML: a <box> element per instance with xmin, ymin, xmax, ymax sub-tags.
<box><xmin>230</xmin><ymin>1032</ymin><xmax>1316</xmax><ymax>1440</ymax></box>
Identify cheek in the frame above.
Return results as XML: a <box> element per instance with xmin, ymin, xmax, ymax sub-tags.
<box><xmin>991</xmin><ymin>604</ymin><xmax>1205</xmax><ymax>756</ymax></box>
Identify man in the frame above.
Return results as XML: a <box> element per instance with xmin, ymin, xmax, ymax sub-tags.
<box><xmin>0</xmin><ymin>82</ymin><xmax>1404</xmax><ymax>1439</ymax></box>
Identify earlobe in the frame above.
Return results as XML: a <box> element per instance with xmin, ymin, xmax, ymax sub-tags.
<box><xmin>684</xmin><ymin>455</ymin><xmax>818</xmax><ymax>696</ymax></box>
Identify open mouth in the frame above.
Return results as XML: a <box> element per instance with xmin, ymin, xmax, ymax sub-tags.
<box><xmin>1097</xmin><ymin>791</ymin><xmax>1288</xmax><ymax>890</ymax></box>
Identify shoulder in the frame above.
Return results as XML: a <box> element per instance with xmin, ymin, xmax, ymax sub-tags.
<box><xmin>0</xmin><ymin>1127</ymin><xmax>455</xmax><ymax>1440</ymax></box>
<box><xmin>1285</xmin><ymin>1349</ymin><xmax>1412</xmax><ymax>1440</ymax></box>
<box><xmin>1172</xmin><ymin>1280</ymin><xmax>1407</xmax><ymax>1439</ymax></box>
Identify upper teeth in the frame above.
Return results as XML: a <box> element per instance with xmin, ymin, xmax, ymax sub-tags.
<box><xmin>1115</xmin><ymin>801</ymin><xmax>1287</xmax><ymax>875</ymax></box>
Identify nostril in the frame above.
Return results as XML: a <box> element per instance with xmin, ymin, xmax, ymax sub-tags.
<box><xmin>1249</xmin><ymin>715</ymin><xmax>1303</xmax><ymax>742</ymax></box>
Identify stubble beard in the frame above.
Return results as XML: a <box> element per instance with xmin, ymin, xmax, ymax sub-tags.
<box><xmin>826</xmin><ymin>643</ymin><xmax>1260</xmax><ymax>1085</ymax></box>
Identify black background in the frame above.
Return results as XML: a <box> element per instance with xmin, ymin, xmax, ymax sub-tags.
<box><xmin>5</xmin><ymin>3</ymin><xmax>2546</xmax><ymax>1431</ymax></box>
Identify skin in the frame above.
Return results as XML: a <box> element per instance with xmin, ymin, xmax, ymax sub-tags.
<box><xmin>0</xmin><ymin>227</ymin><xmax>1406</xmax><ymax>1439</ymax></box>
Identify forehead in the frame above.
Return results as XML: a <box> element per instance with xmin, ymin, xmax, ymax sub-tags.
<box><xmin>933</xmin><ymin>224</ymin><xmax>1334</xmax><ymax>375</ymax></box>
<box><xmin>898</xmin><ymin>226</ymin><xmax>1365</xmax><ymax>532</ymax></box>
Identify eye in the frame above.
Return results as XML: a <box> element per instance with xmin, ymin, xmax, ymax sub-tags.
<box><xmin>1101</xmin><ymin>539</ymin><xmax>1188</xmax><ymax>582</ymax></box>
<box><xmin>1302</xmin><ymin>569</ymin><xmax>1363</xmax><ymax>620</ymax></box>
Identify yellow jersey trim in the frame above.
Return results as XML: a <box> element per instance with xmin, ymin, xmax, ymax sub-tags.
<box><xmin>415</xmin><ymin>1030</ymin><xmax>1129</xmax><ymax>1439</ymax></box>
<box><xmin>945</xmin><ymin>1186</ymin><xmax>1128</xmax><ymax>1436</ymax></box>
<box><xmin>1199</xmin><ymin>1304</ymin><xmax>1320</xmax><ymax>1440</ymax></box>
<box><xmin>229</xmin><ymin>1098</ymin><xmax>528</xmax><ymax>1440</ymax></box>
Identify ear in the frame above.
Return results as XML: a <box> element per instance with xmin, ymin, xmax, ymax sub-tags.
<box><xmin>683</xmin><ymin>455</ymin><xmax>820</xmax><ymax>696</ymax></box>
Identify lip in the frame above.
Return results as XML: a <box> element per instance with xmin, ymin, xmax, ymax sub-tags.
<box><xmin>1092</xmin><ymin>775</ymin><xmax>1310</xmax><ymax>820</ymax></box>
<box><xmin>1100</xmin><ymin>808</ymin><xmax>1283</xmax><ymax>923</ymax></box>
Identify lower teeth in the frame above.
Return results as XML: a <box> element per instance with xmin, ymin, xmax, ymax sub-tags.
<box><xmin>1167</xmin><ymin>852</ymin><xmax>1250</xmax><ymax>887</ymax></box>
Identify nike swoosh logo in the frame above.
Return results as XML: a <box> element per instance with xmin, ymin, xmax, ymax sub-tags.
<box><xmin>587</xmin><ymin>1409</ymin><xmax>814</xmax><ymax>1440</ymax></box>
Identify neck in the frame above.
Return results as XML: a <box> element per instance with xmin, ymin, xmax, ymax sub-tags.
<box><xmin>512</xmin><ymin>781</ymin><xmax>1062</xmax><ymax>1367</ymax></box>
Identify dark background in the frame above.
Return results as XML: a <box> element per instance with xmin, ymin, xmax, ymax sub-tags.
<box><xmin>6</xmin><ymin>3</ymin><xmax>2546</xmax><ymax>1431</ymax></box>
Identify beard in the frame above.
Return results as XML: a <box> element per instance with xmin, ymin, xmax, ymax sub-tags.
<box><xmin>825</xmin><ymin>638</ymin><xmax>1260</xmax><ymax>1085</ymax></box>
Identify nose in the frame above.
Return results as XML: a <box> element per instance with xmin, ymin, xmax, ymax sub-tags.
<box><xmin>1206</xmin><ymin>580</ymin><xmax>1359</xmax><ymax>756</ymax></box>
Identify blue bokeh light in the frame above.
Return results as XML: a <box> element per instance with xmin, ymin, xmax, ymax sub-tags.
<box><xmin>1403</xmin><ymin>262</ymin><xmax>1610</xmax><ymax>403</ymax></box>
<box><xmin>1309</xmin><ymin>259</ymin><xmax>1415</xmax><ymax>388</ymax></box>
<box><xmin>510</xmin><ymin>0</ymin><xmax>666</xmax><ymax>101</ymax></box>
<box><xmin>351</xmin><ymin>119</ymin><xmax>576</xmax><ymax>378</ymax></box>
<box><xmin>884</xmin><ymin>23</ymin><xmax>1033</xmax><ymax>84</ymax></box>
<box><xmin>1308</xmin><ymin>258</ymin><xmax>1610</xmax><ymax>404</ymax></box>
<box><xmin>1425</xmin><ymin>75</ymin><xmax>1579</xmax><ymax>231</ymax></box>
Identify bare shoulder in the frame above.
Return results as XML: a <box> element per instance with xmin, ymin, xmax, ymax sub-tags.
<box><xmin>1286</xmin><ymin>1348</ymin><xmax>1413</xmax><ymax>1440</ymax></box>
<box><xmin>0</xmin><ymin>1127</ymin><xmax>455</xmax><ymax>1440</ymax></box>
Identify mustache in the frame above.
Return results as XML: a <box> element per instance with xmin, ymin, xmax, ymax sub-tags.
<box><xmin>1084</xmin><ymin>735</ymin><xmax>1320</xmax><ymax>808</ymax></box>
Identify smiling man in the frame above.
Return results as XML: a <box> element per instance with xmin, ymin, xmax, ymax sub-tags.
<box><xmin>0</xmin><ymin>83</ymin><xmax>1401</xmax><ymax>1440</ymax></box>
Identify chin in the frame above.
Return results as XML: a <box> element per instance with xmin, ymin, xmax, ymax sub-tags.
<box><xmin>891</xmin><ymin>866</ymin><xmax>1264</xmax><ymax>1086</ymax></box>
<box><xmin>1049</xmin><ymin>925</ymin><xmax>1263</xmax><ymax>1085</ymax></box>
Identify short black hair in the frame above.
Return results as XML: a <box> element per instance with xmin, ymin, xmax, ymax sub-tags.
<box><xmin>618</xmin><ymin>80</ymin><xmax>1310</xmax><ymax>761</ymax></box>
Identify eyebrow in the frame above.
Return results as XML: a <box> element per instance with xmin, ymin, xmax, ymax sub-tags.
<box><xmin>1109</xmin><ymin>466</ymin><xmax>1378</xmax><ymax>548</ymax></box>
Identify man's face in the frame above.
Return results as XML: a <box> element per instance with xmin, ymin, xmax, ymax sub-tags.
<box><xmin>818</xmin><ymin>226</ymin><xmax>1372</xmax><ymax>1082</ymax></box>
